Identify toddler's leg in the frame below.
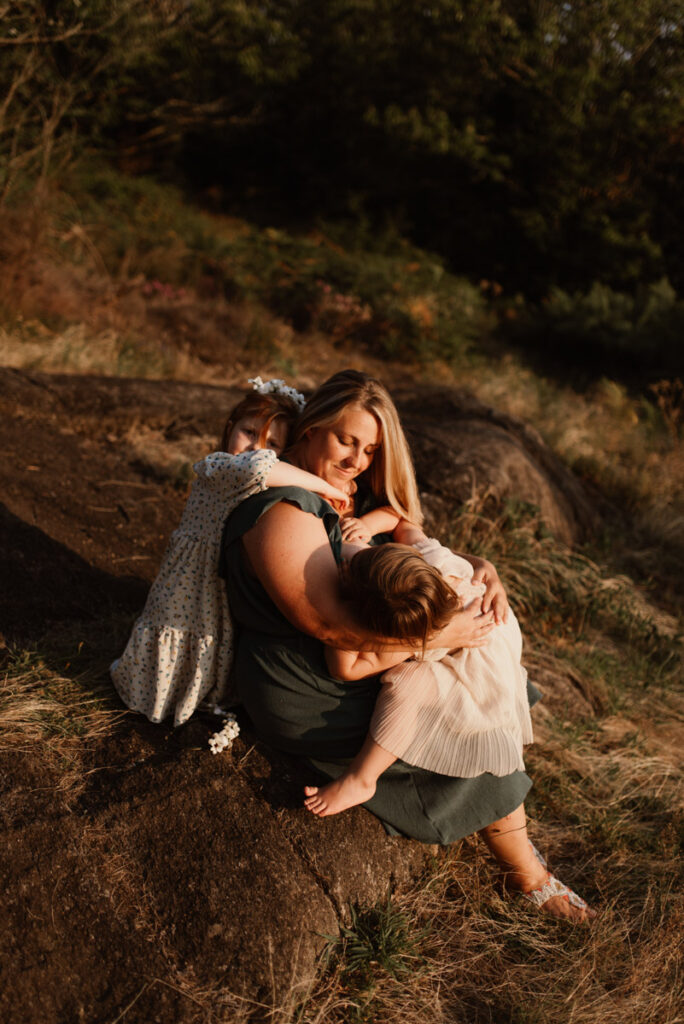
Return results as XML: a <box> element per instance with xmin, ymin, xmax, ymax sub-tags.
<box><xmin>304</xmin><ymin>735</ymin><xmax>396</xmax><ymax>816</ymax></box>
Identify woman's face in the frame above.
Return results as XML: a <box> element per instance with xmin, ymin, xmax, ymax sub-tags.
<box><xmin>304</xmin><ymin>404</ymin><xmax>381</xmax><ymax>490</ymax></box>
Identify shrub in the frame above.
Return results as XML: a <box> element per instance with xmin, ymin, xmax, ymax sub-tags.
<box><xmin>504</xmin><ymin>279</ymin><xmax>684</xmax><ymax>383</ymax></box>
<box><xmin>62</xmin><ymin>165</ymin><xmax>491</xmax><ymax>364</ymax></box>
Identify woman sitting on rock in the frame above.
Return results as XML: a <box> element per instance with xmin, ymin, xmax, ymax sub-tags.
<box><xmin>220</xmin><ymin>369</ymin><xmax>595</xmax><ymax>923</ymax></box>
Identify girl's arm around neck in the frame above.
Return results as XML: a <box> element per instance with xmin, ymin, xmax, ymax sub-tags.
<box><xmin>341</xmin><ymin>509</ymin><xmax>425</xmax><ymax>546</ymax></box>
<box><xmin>266</xmin><ymin>460</ymin><xmax>349</xmax><ymax>509</ymax></box>
<box><xmin>325</xmin><ymin>645</ymin><xmax>410</xmax><ymax>681</ymax></box>
<box><xmin>358</xmin><ymin>506</ymin><xmax>401</xmax><ymax>536</ymax></box>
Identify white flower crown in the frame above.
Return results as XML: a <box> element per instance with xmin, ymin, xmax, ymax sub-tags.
<box><xmin>248</xmin><ymin>376</ymin><xmax>306</xmax><ymax>411</ymax></box>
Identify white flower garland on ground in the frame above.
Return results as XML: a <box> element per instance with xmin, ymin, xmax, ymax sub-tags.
<box><xmin>208</xmin><ymin>712</ymin><xmax>240</xmax><ymax>754</ymax></box>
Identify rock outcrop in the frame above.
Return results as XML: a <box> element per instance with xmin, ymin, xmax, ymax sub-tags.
<box><xmin>0</xmin><ymin>368</ymin><xmax>600</xmax><ymax>1021</ymax></box>
<box><xmin>395</xmin><ymin>387</ymin><xmax>599</xmax><ymax>545</ymax></box>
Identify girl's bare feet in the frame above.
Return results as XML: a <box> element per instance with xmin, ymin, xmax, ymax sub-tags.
<box><xmin>303</xmin><ymin>773</ymin><xmax>376</xmax><ymax>816</ymax></box>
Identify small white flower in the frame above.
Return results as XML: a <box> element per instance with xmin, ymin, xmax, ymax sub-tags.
<box><xmin>208</xmin><ymin>713</ymin><xmax>240</xmax><ymax>754</ymax></box>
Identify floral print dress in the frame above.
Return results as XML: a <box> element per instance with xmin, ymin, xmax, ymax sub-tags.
<box><xmin>111</xmin><ymin>448</ymin><xmax>277</xmax><ymax>725</ymax></box>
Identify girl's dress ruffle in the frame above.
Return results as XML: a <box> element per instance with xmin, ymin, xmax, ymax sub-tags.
<box><xmin>111</xmin><ymin>623</ymin><xmax>233</xmax><ymax>725</ymax></box>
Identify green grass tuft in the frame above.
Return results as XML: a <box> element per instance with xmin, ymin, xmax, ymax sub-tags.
<box><xmin>328</xmin><ymin>891</ymin><xmax>427</xmax><ymax>991</ymax></box>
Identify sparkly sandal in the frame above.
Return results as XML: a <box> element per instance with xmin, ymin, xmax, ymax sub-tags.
<box><xmin>521</xmin><ymin>872</ymin><xmax>592</xmax><ymax>916</ymax></box>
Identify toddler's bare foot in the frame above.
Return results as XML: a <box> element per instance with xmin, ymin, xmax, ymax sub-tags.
<box><xmin>303</xmin><ymin>774</ymin><xmax>376</xmax><ymax>816</ymax></box>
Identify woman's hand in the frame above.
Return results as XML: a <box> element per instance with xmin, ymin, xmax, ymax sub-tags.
<box><xmin>431</xmin><ymin>599</ymin><xmax>497</xmax><ymax>650</ymax></box>
<box><xmin>340</xmin><ymin>517</ymin><xmax>373</xmax><ymax>544</ymax></box>
<box><xmin>466</xmin><ymin>555</ymin><xmax>509</xmax><ymax>624</ymax></box>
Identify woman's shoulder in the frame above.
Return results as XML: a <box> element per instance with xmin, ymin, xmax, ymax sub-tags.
<box><xmin>223</xmin><ymin>486</ymin><xmax>340</xmax><ymax>543</ymax></box>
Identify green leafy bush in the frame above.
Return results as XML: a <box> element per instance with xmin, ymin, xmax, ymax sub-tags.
<box><xmin>506</xmin><ymin>279</ymin><xmax>684</xmax><ymax>381</ymax></box>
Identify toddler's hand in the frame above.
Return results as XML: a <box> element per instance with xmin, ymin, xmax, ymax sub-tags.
<box><xmin>340</xmin><ymin>517</ymin><xmax>372</xmax><ymax>544</ymax></box>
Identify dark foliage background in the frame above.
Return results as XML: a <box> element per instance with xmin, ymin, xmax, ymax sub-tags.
<box><xmin>2</xmin><ymin>0</ymin><xmax>683</xmax><ymax>379</ymax></box>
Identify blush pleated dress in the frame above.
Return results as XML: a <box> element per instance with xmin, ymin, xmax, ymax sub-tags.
<box><xmin>370</xmin><ymin>538</ymin><xmax>534</xmax><ymax>777</ymax></box>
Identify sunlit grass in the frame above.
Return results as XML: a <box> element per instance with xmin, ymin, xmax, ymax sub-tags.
<box><xmin>0</xmin><ymin>625</ymin><xmax>129</xmax><ymax>753</ymax></box>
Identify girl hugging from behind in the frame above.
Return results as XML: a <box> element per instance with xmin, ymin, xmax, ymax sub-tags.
<box><xmin>304</xmin><ymin>511</ymin><xmax>534</xmax><ymax>817</ymax></box>
<box><xmin>111</xmin><ymin>378</ymin><xmax>349</xmax><ymax>727</ymax></box>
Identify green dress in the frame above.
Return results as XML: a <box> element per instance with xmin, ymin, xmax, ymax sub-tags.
<box><xmin>221</xmin><ymin>487</ymin><xmax>537</xmax><ymax>844</ymax></box>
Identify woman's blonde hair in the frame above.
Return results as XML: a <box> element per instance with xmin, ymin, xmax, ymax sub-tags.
<box><xmin>342</xmin><ymin>544</ymin><xmax>460</xmax><ymax>651</ymax></box>
<box><xmin>290</xmin><ymin>369</ymin><xmax>423</xmax><ymax>524</ymax></box>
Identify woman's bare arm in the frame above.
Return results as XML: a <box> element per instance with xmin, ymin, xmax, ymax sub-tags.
<box><xmin>242</xmin><ymin>501</ymin><xmax>496</xmax><ymax>650</ymax></box>
<box><xmin>241</xmin><ymin>500</ymin><xmax>370</xmax><ymax>649</ymax></box>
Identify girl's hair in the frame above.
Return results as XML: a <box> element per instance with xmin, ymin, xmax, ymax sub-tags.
<box><xmin>290</xmin><ymin>369</ymin><xmax>423</xmax><ymax>524</ymax></box>
<box><xmin>220</xmin><ymin>391</ymin><xmax>301</xmax><ymax>452</ymax></box>
<box><xmin>342</xmin><ymin>544</ymin><xmax>461</xmax><ymax>651</ymax></box>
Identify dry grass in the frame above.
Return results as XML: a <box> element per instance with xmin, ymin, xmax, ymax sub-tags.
<box><xmin>459</xmin><ymin>356</ymin><xmax>684</xmax><ymax>588</ymax></box>
<box><xmin>122</xmin><ymin>424</ymin><xmax>218</xmax><ymax>488</ymax></box>
<box><xmin>0</xmin><ymin>318</ymin><xmax>208</xmax><ymax>381</ymax></box>
<box><xmin>274</xmin><ymin>838</ymin><xmax>682</xmax><ymax>1024</ymax></box>
<box><xmin>441</xmin><ymin>496</ymin><xmax>681</xmax><ymax>650</ymax></box>
<box><xmin>279</xmin><ymin>755</ymin><xmax>683</xmax><ymax>1024</ymax></box>
<box><xmin>0</xmin><ymin>645</ymin><xmax>126</xmax><ymax>758</ymax></box>
<box><xmin>0</xmin><ymin>642</ymin><xmax>129</xmax><ymax>814</ymax></box>
<box><xmin>280</xmin><ymin>694</ymin><xmax>682</xmax><ymax>1024</ymax></box>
